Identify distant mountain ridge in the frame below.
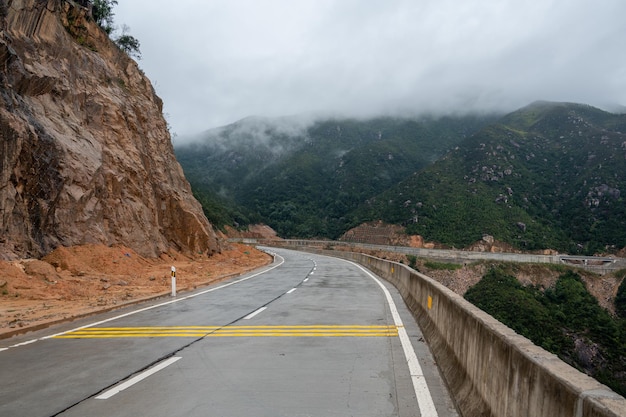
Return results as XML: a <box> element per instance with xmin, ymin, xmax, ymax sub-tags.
<box><xmin>175</xmin><ymin>114</ymin><xmax>496</xmax><ymax>237</ymax></box>
<box><xmin>176</xmin><ymin>101</ymin><xmax>626</xmax><ymax>255</ymax></box>
<box><xmin>359</xmin><ymin>101</ymin><xmax>626</xmax><ymax>254</ymax></box>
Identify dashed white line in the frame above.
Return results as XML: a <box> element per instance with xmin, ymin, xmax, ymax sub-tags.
<box><xmin>287</xmin><ymin>288</ymin><xmax>297</xmax><ymax>294</ymax></box>
<box><xmin>243</xmin><ymin>306</ymin><xmax>267</xmax><ymax>320</ymax></box>
<box><xmin>96</xmin><ymin>356</ymin><xmax>182</xmax><ymax>400</ymax></box>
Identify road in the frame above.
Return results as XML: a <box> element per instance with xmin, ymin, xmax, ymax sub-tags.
<box><xmin>246</xmin><ymin>239</ymin><xmax>626</xmax><ymax>274</ymax></box>
<box><xmin>0</xmin><ymin>248</ymin><xmax>457</xmax><ymax>417</ymax></box>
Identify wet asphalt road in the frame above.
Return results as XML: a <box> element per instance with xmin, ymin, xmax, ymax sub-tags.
<box><xmin>0</xmin><ymin>248</ymin><xmax>457</xmax><ymax>417</ymax></box>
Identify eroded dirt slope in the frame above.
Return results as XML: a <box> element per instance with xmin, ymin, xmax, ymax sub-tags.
<box><xmin>0</xmin><ymin>243</ymin><xmax>271</xmax><ymax>337</ymax></box>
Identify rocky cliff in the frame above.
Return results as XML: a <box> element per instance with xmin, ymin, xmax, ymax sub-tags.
<box><xmin>0</xmin><ymin>0</ymin><xmax>220</xmax><ymax>259</ymax></box>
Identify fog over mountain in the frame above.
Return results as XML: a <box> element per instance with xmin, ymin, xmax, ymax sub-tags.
<box><xmin>182</xmin><ymin>115</ymin><xmax>315</xmax><ymax>150</ymax></box>
<box><xmin>116</xmin><ymin>0</ymin><xmax>626</xmax><ymax>136</ymax></box>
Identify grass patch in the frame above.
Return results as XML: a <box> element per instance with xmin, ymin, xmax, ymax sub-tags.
<box><xmin>545</xmin><ymin>263</ymin><xmax>570</xmax><ymax>273</ymax></box>
<box><xmin>423</xmin><ymin>260</ymin><xmax>462</xmax><ymax>270</ymax></box>
<box><xmin>613</xmin><ymin>268</ymin><xmax>626</xmax><ymax>279</ymax></box>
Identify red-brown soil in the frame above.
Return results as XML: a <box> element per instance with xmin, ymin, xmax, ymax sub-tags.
<box><xmin>0</xmin><ymin>243</ymin><xmax>272</xmax><ymax>337</ymax></box>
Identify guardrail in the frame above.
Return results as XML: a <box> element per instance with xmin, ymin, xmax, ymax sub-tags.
<box><xmin>282</xmin><ymin>245</ymin><xmax>626</xmax><ymax>417</ymax></box>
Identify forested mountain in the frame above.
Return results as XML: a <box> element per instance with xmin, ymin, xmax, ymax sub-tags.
<box><xmin>175</xmin><ymin>115</ymin><xmax>495</xmax><ymax>236</ymax></box>
<box><xmin>359</xmin><ymin>102</ymin><xmax>626</xmax><ymax>254</ymax></box>
<box><xmin>176</xmin><ymin>101</ymin><xmax>626</xmax><ymax>255</ymax></box>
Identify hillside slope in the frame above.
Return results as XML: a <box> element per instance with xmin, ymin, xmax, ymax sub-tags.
<box><xmin>176</xmin><ymin>115</ymin><xmax>495</xmax><ymax>238</ymax></box>
<box><xmin>0</xmin><ymin>0</ymin><xmax>219</xmax><ymax>259</ymax></box>
<box><xmin>359</xmin><ymin>102</ymin><xmax>626</xmax><ymax>254</ymax></box>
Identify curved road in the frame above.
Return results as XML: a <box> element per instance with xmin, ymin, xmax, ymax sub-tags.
<box><xmin>0</xmin><ymin>248</ymin><xmax>457</xmax><ymax>417</ymax></box>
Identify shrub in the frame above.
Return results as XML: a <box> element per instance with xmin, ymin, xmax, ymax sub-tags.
<box><xmin>406</xmin><ymin>255</ymin><xmax>417</xmax><ymax>269</ymax></box>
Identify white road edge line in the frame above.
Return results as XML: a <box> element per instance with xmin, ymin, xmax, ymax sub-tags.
<box><xmin>96</xmin><ymin>356</ymin><xmax>182</xmax><ymax>400</ymax></box>
<box><xmin>2</xmin><ymin>255</ymin><xmax>285</xmax><ymax>351</ymax></box>
<box><xmin>11</xmin><ymin>340</ymin><xmax>37</xmax><ymax>347</ymax></box>
<box><xmin>349</xmin><ymin>260</ymin><xmax>439</xmax><ymax>417</ymax></box>
<box><xmin>243</xmin><ymin>306</ymin><xmax>267</xmax><ymax>320</ymax></box>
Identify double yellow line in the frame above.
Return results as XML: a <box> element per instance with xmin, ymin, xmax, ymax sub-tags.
<box><xmin>54</xmin><ymin>325</ymin><xmax>399</xmax><ymax>339</ymax></box>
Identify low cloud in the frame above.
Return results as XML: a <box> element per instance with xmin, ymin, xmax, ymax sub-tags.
<box><xmin>180</xmin><ymin>114</ymin><xmax>314</xmax><ymax>149</ymax></box>
<box><xmin>116</xmin><ymin>0</ymin><xmax>626</xmax><ymax>135</ymax></box>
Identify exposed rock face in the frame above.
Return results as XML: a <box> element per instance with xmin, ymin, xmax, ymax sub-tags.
<box><xmin>339</xmin><ymin>220</ymin><xmax>430</xmax><ymax>247</ymax></box>
<box><xmin>0</xmin><ymin>0</ymin><xmax>220</xmax><ymax>259</ymax></box>
<box><xmin>224</xmin><ymin>224</ymin><xmax>280</xmax><ymax>240</ymax></box>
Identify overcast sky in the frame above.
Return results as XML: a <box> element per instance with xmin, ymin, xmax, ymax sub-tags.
<box><xmin>114</xmin><ymin>0</ymin><xmax>626</xmax><ymax>136</ymax></box>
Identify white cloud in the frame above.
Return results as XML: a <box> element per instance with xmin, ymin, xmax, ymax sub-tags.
<box><xmin>114</xmin><ymin>0</ymin><xmax>626</xmax><ymax>135</ymax></box>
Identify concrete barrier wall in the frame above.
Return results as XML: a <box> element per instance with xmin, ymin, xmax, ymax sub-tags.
<box><xmin>295</xmin><ymin>247</ymin><xmax>626</xmax><ymax>417</ymax></box>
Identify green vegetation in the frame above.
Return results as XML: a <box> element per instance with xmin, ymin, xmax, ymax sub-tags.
<box><xmin>192</xmin><ymin>189</ymin><xmax>259</xmax><ymax>233</ymax></box>
<box><xmin>92</xmin><ymin>0</ymin><xmax>117</xmax><ymax>34</ymax></box>
<box><xmin>406</xmin><ymin>254</ymin><xmax>418</xmax><ymax>270</ymax></box>
<box><xmin>357</xmin><ymin>102</ymin><xmax>626</xmax><ymax>254</ymax></box>
<box><xmin>176</xmin><ymin>115</ymin><xmax>494</xmax><ymax>235</ymax></box>
<box><xmin>465</xmin><ymin>269</ymin><xmax>626</xmax><ymax>396</ymax></box>
<box><xmin>465</xmin><ymin>268</ymin><xmax>567</xmax><ymax>352</ymax></box>
<box><xmin>90</xmin><ymin>1</ymin><xmax>141</xmax><ymax>58</ymax></box>
<box><xmin>178</xmin><ymin>102</ymin><xmax>626</xmax><ymax>254</ymax></box>
<box><xmin>115</xmin><ymin>25</ymin><xmax>141</xmax><ymax>59</ymax></box>
<box><xmin>423</xmin><ymin>260</ymin><xmax>462</xmax><ymax>270</ymax></box>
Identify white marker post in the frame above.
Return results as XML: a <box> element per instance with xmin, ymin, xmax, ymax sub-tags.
<box><xmin>171</xmin><ymin>266</ymin><xmax>176</xmax><ymax>297</ymax></box>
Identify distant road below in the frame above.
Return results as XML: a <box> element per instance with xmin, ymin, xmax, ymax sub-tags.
<box><xmin>0</xmin><ymin>248</ymin><xmax>457</xmax><ymax>417</ymax></box>
<box><xmin>231</xmin><ymin>239</ymin><xmax>626</xmax><ymax>274</ymax></box>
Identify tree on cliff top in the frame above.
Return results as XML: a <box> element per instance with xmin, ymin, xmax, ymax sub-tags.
<box><xmin>116</xmin><ymin>24</ymin><xmax>141</xmax><ymax>59</ymax></box>
<box><xmin>92</xmin><ymin>0</ymin><xmax>117</xmax><ymax>35</ymax></box>
<box><xmin>91</xmin><ymin>0</ymin><xmax>141</xmax><ymax>59</ymax></box>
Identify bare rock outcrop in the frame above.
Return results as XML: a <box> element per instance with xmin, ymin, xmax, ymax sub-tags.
<box><xmin>224</xmin><ymin>224</ymin><xmax>280</xmax><ymax>240</ymax></box>
<box><xmin>0</xmin><ymin>0</ymin><xmax>220</xmax><ymax>259</ymax></box>
<box><xmin>339</xmin><ymin>220</ymin><xmax>432</xmax><ymax>247</ymax></box>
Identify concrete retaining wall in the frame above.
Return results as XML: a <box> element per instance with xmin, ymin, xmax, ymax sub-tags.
<box><xmin>296</xmin><ymin>247</ymin><xmax>626</xmax><ymax>417</ymax></box>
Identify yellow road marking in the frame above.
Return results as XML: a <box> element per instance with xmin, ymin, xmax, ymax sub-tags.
<box><xmin>53</xmin><ymin>325</ymin><xmax>399</xmax><ymax>339</ymax></box>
